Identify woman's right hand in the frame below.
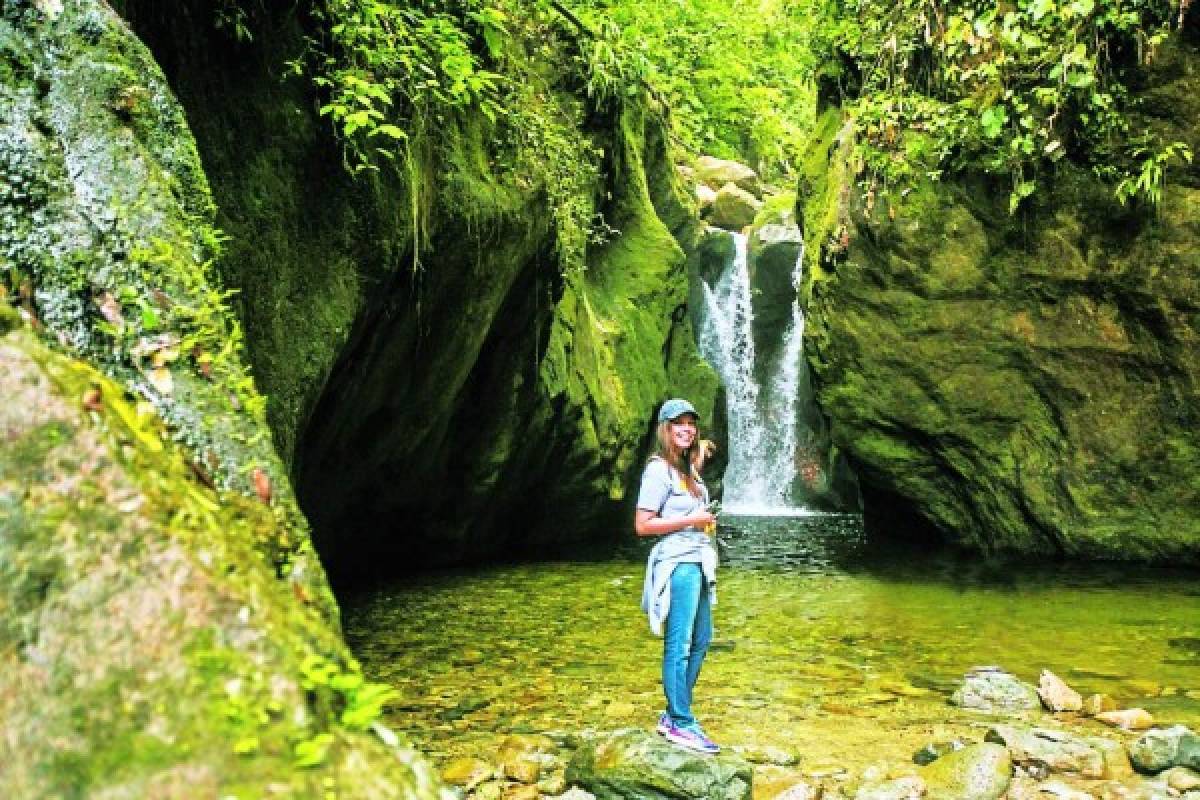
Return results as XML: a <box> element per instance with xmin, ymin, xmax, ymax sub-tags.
<box><xmin>689</xmin><ymin>510</ymin><xmax>717</xmax><ymax>530</ymax></box>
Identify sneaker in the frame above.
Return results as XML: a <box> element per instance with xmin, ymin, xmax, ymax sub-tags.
<box><xmin>683</xmin><ymin>723</ymin><xmax>721</xmax><ymax>754</ymax></box>
<box><xmin>655</xmin><ymin>712</ymin><xmax>671</xmax><ymax>736</ymax></box>
<box><xmin>661</xmin><ymin>721</ymin><xmax>720</xmax><ymax>755</ymax></box>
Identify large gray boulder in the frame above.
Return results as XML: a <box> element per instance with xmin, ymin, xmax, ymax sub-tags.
<box><xmin>564</xmin><ymin>729</ymin><xmax>752</xmax><ymax>800</ymax></box>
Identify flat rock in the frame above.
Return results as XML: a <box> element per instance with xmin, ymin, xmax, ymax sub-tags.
<box><xmin>565</xmin><ymin>728</ymin><xmax>752</xmax><ymax>800</ymax></box>
<box><xmin>986</xmin><ymin>724</ymin><xmax>1131</xmax><ymax>779</ymax></box>
<box><xmin>1084</xmin><ymin>694</ymin><xmax>1120</xmax><ymax>716</ymax></box>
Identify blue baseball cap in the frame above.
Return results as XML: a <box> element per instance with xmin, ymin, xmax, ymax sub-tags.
<box><xmin>658</xmin><ymin>398</ymin><xmax>698</xmax><ymax>423</ymax></box>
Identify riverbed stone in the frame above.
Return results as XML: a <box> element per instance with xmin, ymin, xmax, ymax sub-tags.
<box><xmin>854</xmin><ymin>775</ymin><xmax>925</xmax><ymax>800</ymax></box>
<box><xmin>985</xmin><ymin>724</ymin><xmax>1131</xmax><ymax>779</ymax></box>
<box><xmin>1096</xmin><ymin>709</ymin><xmax>1155</xmax><ymax>731</ymax></box>
<box><xmin>950</xmin><ymin>668</ymin><xmax>1041</xmax><ymax>712</ymax></box>
<box><xmin>1165</xmin><ymin>767</ymin><xmax>1200</xmax><ymax>791</ymax></box>
<box><xmin>1129</xmin><ymin>726</ymin><xmax>1200</xmax><ymax>773</ymax></box>
<box><xmin>920</xmin><ymin>743</ymin><xmax>1012</xmax><ymax>800</ymax></box>
<box><xmin>1037</xmin><ymin>779</ymin><xmax>1096</xmax><ymax>800</ymax></box>
<box><xmin>1039</xmin><ymin>671</ymin><xmax>1084</xmax><ymax>712</ymax></box>
<box><xmin>1085</xmin><ymin>694</ymin><xmax>1120</xmax><ymax>716</ymax></box>
<box><xmin>443</xmin><ymin>757</ymin><xmax>495</xmax><ymax>789</ymax></box>
<box><xmin>913</xmin><ymin>740</ymin><xmax>966</xmax><ymax>766</ymax></box>
<box><xmin>711</xmin><ymin>183</ymin><xmax>763</xmax><ymax>231</ymax></box>
<box><xmin>565</xmin><ymin>728</ymin><xmax>753</xmax><ymax>800</ymax></box>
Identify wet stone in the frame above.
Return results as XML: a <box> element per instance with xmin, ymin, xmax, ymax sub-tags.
<box><xmin>913</xmin><ymin>740</ymin><xmax>965</xmax><ymax>766</ymax></box>
<box><xmin>854</xmin><ymin>775</ymin><xmax>924</xmax><ymax>800</ymax></box>
<box><xmin>920</xmin><ymin>743</ymin><xmax>1012</xmax><ymax>800</ymax></box>
<box><xmin>1038</xmin><ymin>670</ymin><xmax>1083</xmax><ymax>713</ymax></box>
<box><xmin>565</xmin><ymin>728</ymin><xmax>752</xmax><ymax>800</ymax></box>
<box><xmin>950</xmin><ymin>668</ymin><xmax>1040</xmax><ymax>712</ymax></box>
<box><xmin>1130</xmin><ymin>726</ymin><xmax>1200</xmax><ymax>773</ymax></box>
<box><xmin>985</xmin><ymin>724</ymin><xmax>1131</xmax><ymax>779</ymax></box>
<box><xmin>1096</xmin><ymin>709</ymin><xmax>1155</xmax><ymax>731</ymax></box>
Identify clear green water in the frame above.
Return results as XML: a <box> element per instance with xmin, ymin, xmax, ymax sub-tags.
<box><xmin>344</xmin><ymin>516</ymin><xmax>1200</xmax><ymax>775</ymax></box>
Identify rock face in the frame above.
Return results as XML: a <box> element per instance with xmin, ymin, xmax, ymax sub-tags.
<box><xmin>564</xmin><ymin>728</ymin><xmax>753</xmax><ymax>800</ymax></box>
<box><xmin>0</xmin><ymin>316</ymin><xmax>448</xmax><ymax>797</ymax></box>
<box><xmin>114</xmin><ymin>0</ymin><xmax>718</xmax><ymax>581</ymax></box>
<box><xmin>798</xmin><ymin>32</ymin><xmax>1200</xmax><ymax>561</ymax></box>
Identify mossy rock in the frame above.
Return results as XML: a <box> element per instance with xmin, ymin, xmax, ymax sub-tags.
<box><xmin>797</xmin><ymin>32</ymin><xmax>1200</xmax><ymax>562</ymax></box>
<box><xmin>0</xmin><ymin>321</ymin><xmax>447</xmax><ymax>798</ymax></box>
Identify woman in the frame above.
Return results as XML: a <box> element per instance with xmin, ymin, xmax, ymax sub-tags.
<box><xmin>636</xmin><ymin>397</ymin><xmax>721</xmax><ymax>755</ymax></box>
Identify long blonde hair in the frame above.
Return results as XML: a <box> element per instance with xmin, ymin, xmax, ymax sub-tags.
<box><xmin>653</xmin><ymin>420</ymin><xmax>704</xmax><ymax>498</ymax></box>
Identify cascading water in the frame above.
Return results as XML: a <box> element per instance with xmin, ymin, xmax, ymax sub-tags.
<box><xmin>697</xmin><ymin>230</ymin><xmax>811</xmax><ymax>514</ymax></box>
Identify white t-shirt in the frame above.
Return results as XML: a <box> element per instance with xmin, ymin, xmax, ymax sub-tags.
<box><xmin>636</xmin><ymin>457</ymin><xmax>709</xmax><ymax>533</ymax></box>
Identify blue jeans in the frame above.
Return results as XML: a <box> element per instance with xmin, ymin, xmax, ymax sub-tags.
<box><xmin>662</xmin><ymin>562</ymin><xmax>712</xmax><ymax>729</ymax></box>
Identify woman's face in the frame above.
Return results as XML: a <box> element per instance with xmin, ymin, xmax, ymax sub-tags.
<box><xmin>668</xmin><ymin>414</ymin><xmax>698</xmax><ymax>451</ymax></box>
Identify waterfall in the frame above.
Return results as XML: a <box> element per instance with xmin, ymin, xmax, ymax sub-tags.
<box><xmin>697</xmin><ymin>230</ymin><xmax>811</xmax><ymax>515</ymax></box>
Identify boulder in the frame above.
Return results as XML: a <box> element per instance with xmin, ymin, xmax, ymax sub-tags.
<box><xmin>564</xmin><ymin>728</ymin><xmax>752</xmax><ymax>800</ymax></box>
<box><xmin>950</xmin><ymin>668</ymin><xmax>1041</xmax><ymax>712</ymax></box>
<box><xmin>1038</xmin><ymin>671</ymin><xmax>1083</xmax><ymax>712</ymax></box>
<box><xmin>696</xmin><ymin>155</ymin><xmax>763</xmax><ymax>196</ymax></box>
<box><xmin>697</xmin><ymin>183</ymin><xmax>718</xmax><ymax>213</ymax></box>
<box><xmin>1130</xmin><ymin>726</ymin><xmax>1200</xmax><ymax>773</ymax></box>
<box><xmin>985</xmin><ymin>725</ymin><xmax>1132</xmax><ymax>779</ymax></box>
<box><xmin>920</xmin><ymin>743</ymin><xmax>1012</xmax><ymax>800</ymax></box>
<box><xmin>1165</xmin><ymin>767</ymin><xmax>1200</xmax><ymax>792</ymax></box>
<box><xmin>711</xmin><ymin>183</ymin><xmax>763</xmax><ymax>231</ymax></box>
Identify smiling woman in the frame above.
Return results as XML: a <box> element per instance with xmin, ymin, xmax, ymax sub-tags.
<box><xmin>633</xmin><ymin>397</ymin><xmax>722</xmax><ymax>754</ymax></box>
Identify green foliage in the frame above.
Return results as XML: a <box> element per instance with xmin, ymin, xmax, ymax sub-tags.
<box><xmin>1115</xmin><ymin>139</ymin><xmax>1193</xmax><ymax>208</ymax></box>
<box><xmin>566</xmin><ymin>0</ymin><xmax>816</xmax><ymax>179</ymax></box>
<box><xmin>288</xmin><ymin>0</ymin><xmax>505</xmax><ymax>176</ymax></box>
<box><xmin>820</xmin><ymin>0</ymin><xmax>1192</xmax><ymax>210</ymax></box>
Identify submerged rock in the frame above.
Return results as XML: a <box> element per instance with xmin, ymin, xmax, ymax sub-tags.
<box><xmin>564</xmin><ymin>728</ymin><xmax>752</xmax><ymax>800</ymax></box>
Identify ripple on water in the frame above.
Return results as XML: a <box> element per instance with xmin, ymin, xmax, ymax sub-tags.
<box><xmin>343</xmin><ymin>515</ymin><xmax>1200</xmax><ymax>773</ymax></box>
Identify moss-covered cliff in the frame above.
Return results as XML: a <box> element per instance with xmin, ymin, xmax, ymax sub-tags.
<box><xmin>799</xmin><ymin>32</ymin><xmax>1200</xmax><ymax>562</ymax></box>
<box><xmin>0</xmin><ymin>1</ymin><xmax>448</xmax><ymax>794</ymax></box>
<box><xmin>112</xmin><ymin>0</ymin><xmax>718</xmax><ymax>581</ymax></box>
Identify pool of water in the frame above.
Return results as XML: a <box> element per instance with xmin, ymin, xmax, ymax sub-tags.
<box><xmin>343</xmin><ymin>515</ymin><xmax>1200</xmax><ymax>777</ymax></box>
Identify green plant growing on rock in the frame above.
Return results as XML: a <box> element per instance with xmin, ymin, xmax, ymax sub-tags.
<box><xmin>818</xmin><ymin>0</ymin><xmax>1193</xmax><ymax>211</ymax></box>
